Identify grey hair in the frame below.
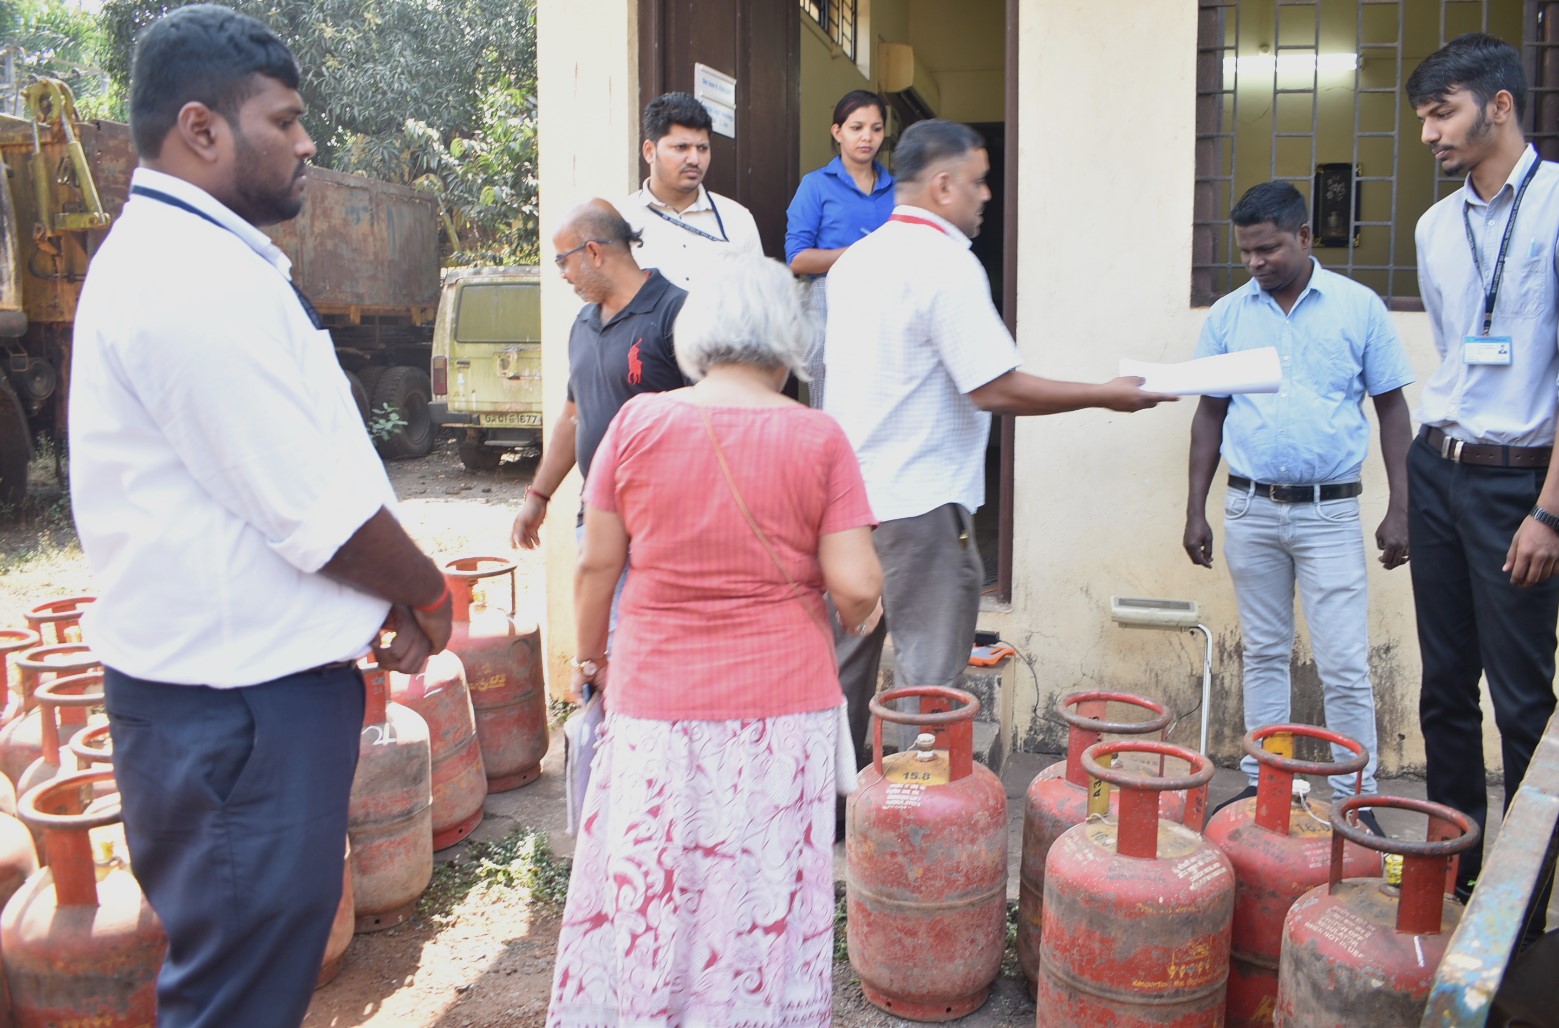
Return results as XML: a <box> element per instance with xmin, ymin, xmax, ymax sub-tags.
<box><xmin>674</xmin><ymin>253</ymin><xmax>810</xmax><ymax>382</ymax></box>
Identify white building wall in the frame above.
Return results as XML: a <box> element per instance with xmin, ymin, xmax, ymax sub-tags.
<box><xmin>993</xmin><ymin>0</ymin><xmax>1489</xmax><ymax>775</ymax></box>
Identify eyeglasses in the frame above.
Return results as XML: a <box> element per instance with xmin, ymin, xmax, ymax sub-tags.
<box><xmin>554</xmin><ymin>240</ymin><xmax>611</xmax><ymax>267</ymax></box>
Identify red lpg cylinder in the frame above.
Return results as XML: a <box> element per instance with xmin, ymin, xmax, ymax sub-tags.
<box><xmin>1017</xmin><ymin>690</ymin><xmax>1188</xmax><ymax>994</ymax></box>
<box><xmin>1205</xmin><ymin>724</ymin><xmax>1380</xmax><ymax>1026</ymax></box>
<box><xmin>316</xmin><ymin>838</ymin><xmax>354</xmax><ymax>989</ymax></box>
<box><xmin>348</xmin><ymin>663</ymin><xmax>433</xmax><ymax>932</ymax></box>
<box><xmin>1037</xmin><ymin>740</ymin><xmax>1234</xmax><ymax>1027</ymax></box>
<box><xmin>22</xmin><ymin>596</ymin><xmax>94</xmax><ymax>645</ymax></box>
<box><xmin>66</xmin><ymin>723</ymin><xmax>112</xmax><ymax>775</ymax></box>
<box><xmin>18</xmin><ymin>672</ymin><xmax>106</xmax><ymax>799</ymax></box>
<box><xmin>1275</xmin><ymin>796</ymin><xmax>1479</xmax><ymax>1027</ymax></box>
<box><xmin>847</xmin><ymin>686</ymin><xmax>1007</xmax><ymax>1021</ymax></box>
<box><xmin>390</xmin><ymin>649</ymin><xmax>486</xmax><ymax>850</ymax></box>
<box><xmin>2</xmin><ymin>770</ymin><xmax>165</xmax><ymax>1027</ymax></box>
<box><xmin>0</xmin><ymin>644</ymin><xmax>100</xmax><ymax>787</ymax></box>
<box><xmin>444</xmin><ymin>556</ymin><xmax>548</xmax><ymax>792</ymax></box>
<box><xmin>0</xmin><ymin>628</ymin><xmax>40</xmax><ymax>726</ymax></box>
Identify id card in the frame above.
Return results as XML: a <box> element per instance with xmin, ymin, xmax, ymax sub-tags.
<box><xmin>1463</xmin><ymin>335</ymin><xmax>1513</xmax><ymax>365</ymax></box>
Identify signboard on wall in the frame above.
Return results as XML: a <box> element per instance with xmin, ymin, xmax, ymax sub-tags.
<box><xmin>694</xmin><ymin>62</ymin><xmax>737</xmax><ymax>139</ymax></box>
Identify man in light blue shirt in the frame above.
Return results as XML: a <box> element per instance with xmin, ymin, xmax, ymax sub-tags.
<box><xmin>1184</xmin><ymin>182</ymin><xmax>1414</xmax><ymax>814</ymax></box>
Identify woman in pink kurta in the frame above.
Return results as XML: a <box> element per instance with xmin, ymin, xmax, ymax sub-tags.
<box><xmin>548</xmin><ymin>254</ymin><xmax>883</xmax><ymax>1027</ymax></box>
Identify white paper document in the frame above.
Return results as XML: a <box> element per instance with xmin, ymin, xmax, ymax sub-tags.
<box><xmin>1119</xmin><ymin>347</ymin><xmax>1282</xmax><ymax>396</ymax></box>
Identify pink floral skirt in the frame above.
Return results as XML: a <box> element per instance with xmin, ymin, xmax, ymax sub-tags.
<box><xmin>547</xmin><ymin>709</ymin><xmax>837</xmax><ymax>1027</ymax></box>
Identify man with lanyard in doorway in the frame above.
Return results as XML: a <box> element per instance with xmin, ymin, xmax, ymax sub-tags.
<box><xmin>618</xmin><ymin>91</ymin><xmax>762</xmax><ymax>291</ymax></box>
<box><xmin>1408</xmin><ymin>33</ymin><xmax>1559</xmax><ymax>935</ymax></box>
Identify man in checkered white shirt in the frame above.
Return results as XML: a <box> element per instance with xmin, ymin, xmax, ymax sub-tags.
<box><xmin>823</xmin><ymin>118</ymin><xmax>1174</xmax><ymax>768</ymax></box>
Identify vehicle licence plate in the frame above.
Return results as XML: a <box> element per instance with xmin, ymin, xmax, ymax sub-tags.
<box><xmin>479</xmin><ymin>412</ymin><xmax>543</xmax><ymax>428</ymax></box>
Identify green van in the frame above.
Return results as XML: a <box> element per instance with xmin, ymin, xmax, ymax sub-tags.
<box><xmin>429</xmin><ymin>266</ymin><xmax>543</xmax><ymax>471</ymax></box>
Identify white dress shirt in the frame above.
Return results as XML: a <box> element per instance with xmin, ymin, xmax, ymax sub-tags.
<box><xmin>617</xmin><ymin>181</ymin><xmax>762</xmax><ymax>290</ymax></box>
<box><xmin>1415</xmin><ymin>144</ymin><xmax>1559</xmax><ymax>446</ymax></box>
<box><xmin>69</xmin><ymin>168</ymin><xmax>395</xmax><ymax>686</ymax></box>
<box><xmin>823</xmin><ymin>204</ymin><xmax>1020</xmax><ymax>522</ymax></box>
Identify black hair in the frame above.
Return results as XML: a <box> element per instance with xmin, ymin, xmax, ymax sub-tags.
<box><xmin>832</xmin><ymin>89</ymin><xmax>886</xmax><ymax>128</ymax></box>
<box><xmin>641</xmin><ymin>91</ymin><xmax>712</xmax><ymax>144</ymax></box>
<box><xmin>1231</xmin><ymin>181</ymin><xmax>1308</xmax><ymax>234</ymax></box>
<box><xmin>572</xmin><ymin>204</ymin><xmax>643</xmax><ymax>249</ymax></box>
<box><xmin>130</xmin><ymin>4</ymin><xmax>300</xmax><ymax>159</ymax></box>
<box><xmin>892</xmin><ymin>119</ymin><xmax>982</xmax><ymax>185</ymax></box>
<box><xmin>1406</xmin><ymin>33</ymin><xmax>1527</xmax><ymax>122</ymax></box>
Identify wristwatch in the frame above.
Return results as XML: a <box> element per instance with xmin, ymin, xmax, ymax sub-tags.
<box><xmin>571</xmin><ymin>655</ymin><xmax>607</xmax><ymax>678</ymax></box>
<box><xmin>1531</xmin><ymin>505</ymin><xmax>1559</xmax><ymax>535</ymax></box>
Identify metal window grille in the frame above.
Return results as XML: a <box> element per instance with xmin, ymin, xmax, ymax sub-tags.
<box><xmin>800</xmin><ymin>0</ymin><xmax>857</xmax><ymax>61</ymax></box>
<box><xmin>1193</xmin><ymin>0</ymin><xmax>1552</xmax><ymax>309</ymax></box>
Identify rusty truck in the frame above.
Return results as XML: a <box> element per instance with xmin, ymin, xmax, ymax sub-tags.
<box><xmin>0</xmin><ymin>79</ymin><xmax>441</xmax><ymax>505</ymax></box>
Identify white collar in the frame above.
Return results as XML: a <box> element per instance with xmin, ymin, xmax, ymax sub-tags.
<box><xmin>129</xmin><ymin>167</ymin><xmax>292</xmax><ymax>276</ymax></box>
<box><xmin>637</xmin><ymin>179</ymin><xmax>713</xmax><ymax>215</ymax></box>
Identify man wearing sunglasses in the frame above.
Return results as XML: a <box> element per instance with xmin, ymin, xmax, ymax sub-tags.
<box><xmin>512</xmin><ymin>199</ymin><xmax>689</xmax><ymax>553</ymax></box>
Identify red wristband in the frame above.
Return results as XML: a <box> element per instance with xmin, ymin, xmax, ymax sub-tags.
<box><xmin>413</xmin><ymin>581</ymin><xmax>450</xmax><ymax>612</ymax></box>
<box><xmin>527</xmin><ymin>486</ymin><xmax>551</xmax><ymax>504</ymax></box>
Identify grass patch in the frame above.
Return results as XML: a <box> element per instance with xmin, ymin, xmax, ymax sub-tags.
<box><xmin>420</xmin><ymin>825</ymin><xmax>571</xmax><ymax>923</ymax></box>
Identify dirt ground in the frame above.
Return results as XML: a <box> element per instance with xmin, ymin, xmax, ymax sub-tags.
<box><xmin>0</xmin><ymin>440</ymin><xmax>1044</xmax><ymax>1028</ymax></box>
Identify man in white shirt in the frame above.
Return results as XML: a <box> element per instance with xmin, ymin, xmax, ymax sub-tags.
<box><xmin>824</xmin><ymin>119</ymin><xmax>1174</xmax><ymax>769</ymax></box>
<box><xmin>1407</xmin><ymin>33</ymin><xmax>1559</xmax><ymax>919</ymax></box>
<box><xmin>68</xmin><ymin>7</ymin><xmax>451</xmax><ymax>1024</ymax></box>
<box><xmin>617</xmin><ymin>92</ymin><xmax>762</xmax><ymax>290</ymax></box>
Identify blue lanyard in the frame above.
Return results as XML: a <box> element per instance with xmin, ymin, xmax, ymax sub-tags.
<box><xmin>1461</xmin><ymin>149</ymin><xmax>1542</xmax><ymax>336</ymax></box>
<box><xmin>129</xmin><ymin>185</ymin><xmax>324</xmax><ymax>329</ymax></box>
<box><xmin>646</xmin><ymin>192</ymin><xmax>729</xmax><ymax>243</ymax></box>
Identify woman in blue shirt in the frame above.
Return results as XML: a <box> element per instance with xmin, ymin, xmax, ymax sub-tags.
<box><xmin>786</xmin><ymin>90</ymin><xmax>894</xmax><ymax>407</ymax></box>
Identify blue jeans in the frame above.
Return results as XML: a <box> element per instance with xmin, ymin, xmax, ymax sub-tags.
<box><xmin>1222</xmin><ymin>485</ymin><xmax>1378</xmax><ymax>797</ymax></box>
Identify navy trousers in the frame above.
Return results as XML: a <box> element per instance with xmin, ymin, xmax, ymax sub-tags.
<box><xmin>1408</xmin><ymin>434</ymin><xmax>1559</xmax><ymax>919</ymax></box>
<box><xmin>105</xmin><ymin>663</ymin><xmax>364</xmax><ymax>1028</ymax></box>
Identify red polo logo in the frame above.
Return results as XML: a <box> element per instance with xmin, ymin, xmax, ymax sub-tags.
<box><xmin>627</xmin><ymin>339</ymin><xmax>644</xmax><ymax>385</ymax></box>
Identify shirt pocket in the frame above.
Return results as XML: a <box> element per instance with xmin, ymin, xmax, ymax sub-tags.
<box><xmin>1494</xmin><ymin>250</ymin><xmax>1554</xmax><ymax>320</ymax></box>
<box><xmin>1306</xmin><ymin>330</ymin><xmax>1363</xmax><ymax>382</ymax></box>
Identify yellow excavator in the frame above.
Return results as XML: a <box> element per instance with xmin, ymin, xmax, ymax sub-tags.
<box><xmin>0</xmin><ymin>78</ymin><xmax>116</xmax><ymax>504</ymax></box>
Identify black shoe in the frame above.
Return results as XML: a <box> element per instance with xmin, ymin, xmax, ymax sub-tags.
<box><xmin>1355</xmin><ymin>809</ymin><xmax>1387</xmax><ymax>837</ymax></box>
<box><xmin>1211</xmin><ymin>784</ymin><xmax>1257</xmax><ymax>817</ymax></box>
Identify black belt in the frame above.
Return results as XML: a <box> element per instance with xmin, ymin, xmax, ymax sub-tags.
<box><xmin>1229</xmin><ymin>475</ymin><xmax>1362</xmax><ymax>503</ymax></box>
<box><xmin>1421</xmin><ymin>426</ymin><xmax>1552</xmax><ymax>468</ymax></box>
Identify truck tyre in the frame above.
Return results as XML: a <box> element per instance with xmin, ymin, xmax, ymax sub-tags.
<box><xmin>343</xmin><ymin>370</ymin><xmax>370</xmax><ymax>424</ymax></box>
<box><xmin>371</xmin><ymin>365</ymin><xmax>435</xmax><ymax>459</ymax></box>
<box><xmin>357</xmin><ymin>364</ymin><xmax>386</xmax><ymax>403</ymax></box>
<box><xmin>0</xmin><ymin>383</ymin><xmax>31</xmax><ymax>507</ymax></box>
<box><xmin>457</xmin><ymin>438</ymin><xmax>503</xmax><ymax>472</ymax></box>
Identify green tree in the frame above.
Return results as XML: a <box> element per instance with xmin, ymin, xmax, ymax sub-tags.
<box><xmin>3</xmin><ymin>0</ymin><xmax>122</xmax><ymax>120</ymax></box>
<box><xmin>99</xmin><ymin>0</ymin><xmax>537</xmax><ymax>264</ymax></box>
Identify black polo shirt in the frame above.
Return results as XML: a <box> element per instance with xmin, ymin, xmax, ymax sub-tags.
<box><xmin>566</xmin><ymin>269</ymin><xmax>689</xmax><ymax>482</ymax></box>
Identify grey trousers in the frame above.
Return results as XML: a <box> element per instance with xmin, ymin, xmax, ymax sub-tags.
<box><xmin>835</xmin><ymin>502</ymin><xmax>983</xmax><ymax>770</ymax></box>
